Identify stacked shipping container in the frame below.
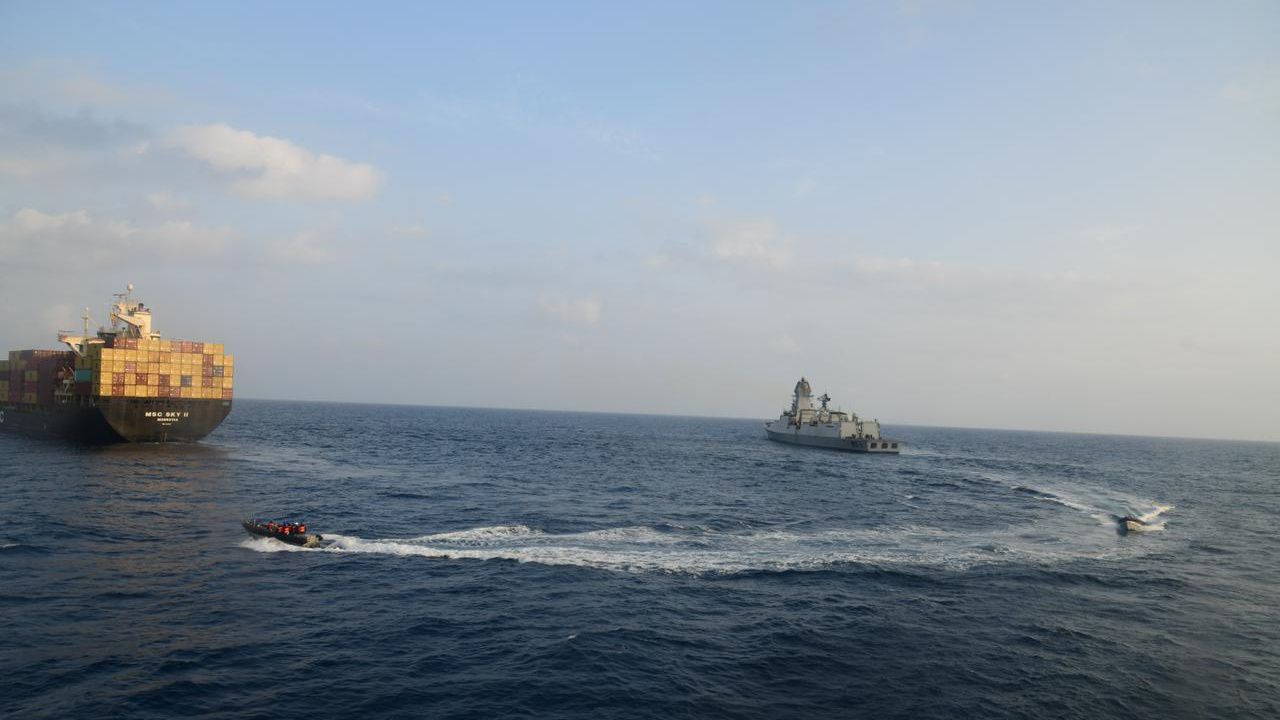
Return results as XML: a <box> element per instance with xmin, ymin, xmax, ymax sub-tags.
<box><xmin>85</xmin><ymin>338</ymin><xmax>234</xmax><ymax>400</ymax></box>
<box><xmin>1</xmin><ymin>339</ymin><xmax>233</xmax><ymax>407</ymax></box>
<box><xmin>2</xmin><ymin>350</ymin><xmax>77</xmax><ymax>405</ymax></box>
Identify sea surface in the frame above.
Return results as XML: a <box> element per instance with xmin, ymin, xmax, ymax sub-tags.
<box><xmin>2</xmin><ymin>401</ymin><xmax>1278</xmax><ymax>719</ymax></box>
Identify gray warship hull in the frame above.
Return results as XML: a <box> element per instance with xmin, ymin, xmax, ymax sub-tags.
<box><xmin>765</xmin><ymin>425</ymin><xmax>901</xmax><ymax>453</ymax></box>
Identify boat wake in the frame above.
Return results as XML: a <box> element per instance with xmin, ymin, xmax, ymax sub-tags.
<box><xmin>1121</xmin><ymin>504</ymin><xmax>1175</xmax><ymax>533</ymax></box>
<box><xmin>980</xmin><ymin>471</ymin><xmax>1173</xmax><ymax>532</ymax></box>
<box><xmin>240</xmin><ymin>520</ymin><xmax>1157</xmax><ymax>575</ymax></box>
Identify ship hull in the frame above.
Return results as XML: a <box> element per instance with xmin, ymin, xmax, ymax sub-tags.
<box><xmin>765</xmin><ymin>425</ymin><xmax>901</xmax><ymax>454</ymax></box>
<box><xmin>0</xmin><ymin>398</ymin><xmax>232</xmax><ymax>443</ymax></box>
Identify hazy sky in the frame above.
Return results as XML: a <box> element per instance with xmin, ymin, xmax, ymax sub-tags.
<box><xmin>1</xmin><ymin>2</ymin><xmax>1277</xmax><ymax>441</ymax></box>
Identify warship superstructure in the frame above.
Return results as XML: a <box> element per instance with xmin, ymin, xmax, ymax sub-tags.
<box><xmin>764</xmin><ymin>377</ymin><xmax>901</xmax><ymax>453</ymax></box>
<box><xmin>0</xmin><ymin>285</ymin><xmax>233</xmax><ymax>443</ymax></box>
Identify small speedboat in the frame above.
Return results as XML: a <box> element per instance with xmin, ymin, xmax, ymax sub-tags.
<box><xmin>243</xmin><ymin>518</ymin><xmax>327</xmax><ymax>548</ymax></box>
<box><xmin>1118</xmin><ymin>515</ymin><xmax>1147</xmax><ymax>533</ymax></box>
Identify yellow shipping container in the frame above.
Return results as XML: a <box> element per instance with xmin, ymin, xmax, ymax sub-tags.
<box><xmin>148</xmin><ymin>373</ymin><xmax>159</xmax><ymax>385</ymax></box>
<box><xmin>181</xmin><ymin>387</ymin><xmax>193</xmax><ymax>398</ymax></box>
<box><xmin>222</xmin><ymin>377</ymin><xmax>234</xmax><ymax>389</ymax></box>
<box><xmin>147</xmin><ymin>351</ymin><xmax>159</xmax><ymax>362</ymax></box>
<box><xmin>113</xmin><ymin>361</ymin><xmax>125</xmax><ymax>373</ymax></box>
<box><xmin>225</xmin><ymin>355</ymin><xmax>235</xmax><ymax>366</ymax></box>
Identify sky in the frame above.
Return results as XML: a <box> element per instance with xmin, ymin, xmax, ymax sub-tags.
<box><xmin>1</xmin><ymin>1</ymin><xmax>1277</xmax><ymax>441</ymax></box>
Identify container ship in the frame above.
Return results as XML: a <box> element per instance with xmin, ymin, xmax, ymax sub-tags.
<box><xmin>0</xmin><ymin>286</ymin><xmax>233</xmax><ymax>443</ymax></box>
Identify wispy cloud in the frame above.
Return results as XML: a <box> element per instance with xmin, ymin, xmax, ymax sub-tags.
<box><xmin>268</xmin><ymin>231</ymin><xmax>335</xmax><ymax>265</ymax></box>
<box><xmin>539</xmin><ymin>296</ymin><xmax>603</xmax><ymax>327</ymax></box>
<box><xmin>389</xmin><ymin>223</ymin><xmax>430</xmax><ymax>238</ymax></box>
<box><xmin>146</xmin><ymin>192</ymin><xmax>190</xmax><ymax>212</ymax></box>
<box><xmin>0</xmin><ymin>207</ymin><xmax>230</xmax><ymax>268</ymax></box>
<box><xmin>792</xmin><ymin>176</ymin><xmax>818</xmax><ymax>199</ymax></box>
<box><xmin>708</xmin><ymin>218</ymin><xmax>791</xmax><ymax>269</ymax></box>
<box><xmin>166</xmin><ymin>124</ymin><xmax>381</xmax><ymax>201</ymax></box>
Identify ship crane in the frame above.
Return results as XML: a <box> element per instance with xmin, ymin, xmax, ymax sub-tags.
<box><xmin>107</xmin><ymin>284</ymin><xmax>161</xmax><ymax>340</ymax></box>
<box><xmin>57</xmin><ymin>308</ymin><xmax>99</xmax><ymax>357</ymax></box>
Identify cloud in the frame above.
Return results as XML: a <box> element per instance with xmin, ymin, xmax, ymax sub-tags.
<box><xmin>59</xmin><ymin>76</ymin><xmax>132</xmax><ymax>106</ymax></box>
<box><xmin>539</xmin><ymin>296</ymin><xmax>603</xmax><ymax>327</ymax></box>
<box><xmin>146</xmin><ymin>192</ymin><xmax>190</xmax><ymax>211</ymax></box>
<box><xmin>709</xmin><ymin>218</ymin><xmax>791</xmax><ymax>269</ymax></box>
<box><xmin>769</xmin><ymin>334</ymin><xmax>800</xmax><ymax>355</ymax></box>
<box><xmin>0</xmin><ymin>207</ymin><xmax>230</xmax><ymax>268</ymax></box>
<box><xmin>269</xmin><ymin>231</ymin><xmax>335</xmax><ymax>265</ymax></box>
<box><xmin>792</xmin><ymin>176</ymin><xmax>818</xmax><ymax>199</ymax></box>
<box><xmin>0</xmin><ymin>104</ymin><xmax>152</xmax><ymax>178</ymax></box>
<box><xmin>166</xmin><ymin>124</ymin><xmax>381</xmax><ymax>201</ymax></box>
<box><xmin>1072</xmin><ymin>224</ymin><xmax>1143</xmax><ymax>245</ymax></box>
<box><xmin>576</xmin><ymin>119</ymin><xmax>658</xmax><ymax>159</ymax></box>
<box><xmin>644</xmin><ymin>253</ymin><xmax>671</xmax><ymax>269</ymax></box>
<box><xmin>388</xmin><ymin>223</ymin><xmax>430</xmax><ymax>238</ymax></box>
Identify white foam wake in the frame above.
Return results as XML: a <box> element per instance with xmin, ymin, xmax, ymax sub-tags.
<box><xmin>240</xmin><ymin>521</ymin><xmax>1151</xmax><ymax>574</ymax></box>
<box><xmin>1125</xmin><ymin>504</ymin><xmax>1175</xmax><ymax>532</ymax></box>
<box><xmin>980</xmin><ymin>471</ymin><xmax>1174</xmax><ymax>531</ymax></box>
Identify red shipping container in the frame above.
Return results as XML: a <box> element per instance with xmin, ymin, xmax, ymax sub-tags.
<box><xmin>192</xmin><ymin>342</ymin><xmax>204</xmax><ymax>353</ymax></box>
<box><xmin>203</xmin><ymin>354</ymin><xmax>214</xmax><ymax>366</ymax></box>
<box><xmin>135</xmin><ymin>374</ymin><xmax>148</xmax><ymax>385</ymax></box>
<box><xmin>113</xmin><ymin>373</ymin><xmax>125</xmax><ymax>384</ymax></box>
<box><xmin>158</xmin><ymin>374</ymin><xmax>170</xmax><ymax>386</ymax></box>
<box><xmin>111</xmin><ymin>384</ymin><xmax>125</xmax><ymax>395</ymax></box>
<box><xmin>201</xmin><ymin>366</ymin><xmax>213</xmax><ymax>377</ymax></box>
<box><xmin>222</xmin><ymin>389</ymin><xmax>234</xmax><ymax>399</ymax></box>
<box><xmin>201</xmin><ymin>377</ymin><xmax>213</xmax><ymax>387</ymax></box>
<box><xmin>124</xmin><ymin>362</ymin><xmax>137</xmax><ymax>372</ymax></box>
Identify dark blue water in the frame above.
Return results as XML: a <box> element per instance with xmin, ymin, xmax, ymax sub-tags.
<box><xmin>2</xmin><ymin>401</ymin><xmax>1278</xmax><ymax>719</ymax></box>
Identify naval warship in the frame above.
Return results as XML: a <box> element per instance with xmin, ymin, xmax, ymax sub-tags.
<box><xmin>764</xmin><ymin>377</ymin><xmax>901</xmax><ymax>453</ymax></box>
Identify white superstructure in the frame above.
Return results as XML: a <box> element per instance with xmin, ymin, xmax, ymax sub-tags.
<box><xmin>764</xmin><ymin>377</ymin><xmax>901</xmax><ymax>453</ymax></box>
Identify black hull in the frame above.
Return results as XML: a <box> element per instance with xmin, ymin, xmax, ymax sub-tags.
<box><xmin>242</xmin><ymin>520</ymin><xmax>324</xmax><ymax>547</ymax></box>
<box><xmin>0</xmin><ymin>397</ymin><xmax>232</xmax><ymax>443</ymax></box>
